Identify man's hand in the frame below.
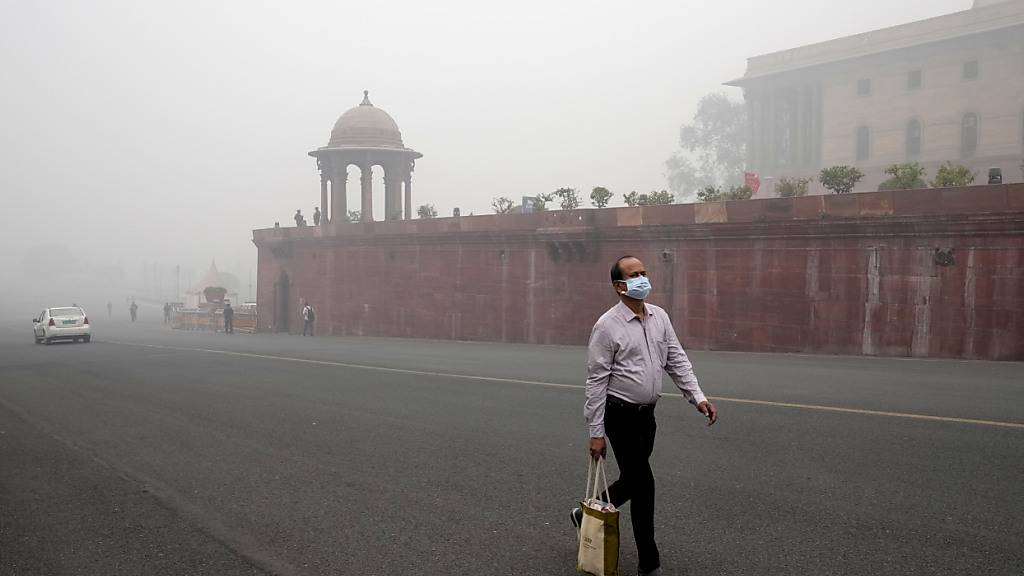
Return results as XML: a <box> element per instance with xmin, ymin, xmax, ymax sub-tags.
<box><xmin>589</xmin><ymin>437</ymin><xmax>606</xmax><ymax>460</ymax></box>
<box><xmin>697</xmin><ymin>400</ymin><xmax>718</xmax><ymax>426</ymax></box>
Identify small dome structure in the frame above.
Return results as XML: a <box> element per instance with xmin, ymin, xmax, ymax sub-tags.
<box><xmin>327</xmin><ymin>91</ymin><xmax>405</xmax><ymax>149</ymax></box>
<box><xmin>310</xmin><ymin>91</ymin><xmax>422</xmax><ymax>223</ymax></box>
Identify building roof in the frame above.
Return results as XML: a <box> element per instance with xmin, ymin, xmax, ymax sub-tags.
<box><xmin>727</xmin><ymin>0</ymin><xmax>1024</xmax><ymax>86</ymax></box>
<box><xmin>190</xmin><ymin>260</ymin><xmax>225</xmax><ymax>292</ymax></box>
<box><xmin>326</xmin><ymin>91</ymin><xmax>405</xmax><ymax>149</ymax></box>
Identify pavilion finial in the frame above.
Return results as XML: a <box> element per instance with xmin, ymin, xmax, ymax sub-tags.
<box><xmin>361</xmin><ymin>90</ymin><xmax>372</xmax><ymax>106</ymax></box>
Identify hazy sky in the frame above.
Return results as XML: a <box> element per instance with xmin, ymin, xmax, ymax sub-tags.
<box><xmin>0</xmin><ymin>0</ymin><xmax>969</xmax><ymax>289</ymax></box>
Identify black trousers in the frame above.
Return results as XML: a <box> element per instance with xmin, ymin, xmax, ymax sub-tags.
<box><xmin>604</xmin><ymin>397</ymin><xmax>659</xmax><ymax>572</ymax></box>
<box><xmin>224</xmin><ymin>317</ymin><xmax>233</xmax><ymax>333</ymax></box>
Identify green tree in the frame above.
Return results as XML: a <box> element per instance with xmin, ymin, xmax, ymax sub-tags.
<box><xmin>552</xmin><ymin>187</ymin><xmax>581</xmax><ymax>210</ymax></box>
<box><xmin>696</xmin><ymin>185</ymin><xmax>751</xmax><ymax>202</ymax></box>
<box><xmin>646</xmin><ymin>190</ymin><xmax>675</xmax><ymax>205</ymax></box>
<box><xmin>819</xmin><ymin>166</ymin><xmax>864</xmax><ymax>194</ymax></box>
<box><xmin>665</xmin><ymin>93</ymin><xmax>747</xmax><ymax>199</ymax></box>
<box><xmin>878</xmin><ymin>162</ymin><xmax>928</xmax><ymax>191</ymax></box>
<box><xmin>623</xmin><ymin>190</ymin><xmax>675</xmax><ymax>206</ymax></box>
<box><xmin>696</xmin><ymin>185</ymin><xmax>722</xmax><ymax>202</ymax></box>
<box><xmin>775</xmin><ymin>177</ymin><xmax>812</xmax><ymax>198</ymax></box>
<box><xmin>347</xmin><ymin>210</ymin><xmax>361</xmax><ymax>222</ymax></box>
<box><xmin>417</xmin><ymin>204</ymin><xmax>438</xmax><ymax>219</ymax></box>
<box><xmin>491</xmin><ymin>196</ymin><xmax>516</xmax><ymax>214</ymax></box>
<box><xmin>531</xmin><ymin>193</ymin><xmax>554</xmax><ymax>212</ymax></box>
<box><xmin>930</xmin><ymin>162</ymin><xmax>976</xmax><ymax>188</ymax></box>
<box><xmin>723</xmin><ymin>185</ymin><xmax>753</xmax><ymax>201</ymax></box>
<box><xmin>590</xmin><ymin>186</ymin><xmax>613</xmax><ymax>208</ymax></box>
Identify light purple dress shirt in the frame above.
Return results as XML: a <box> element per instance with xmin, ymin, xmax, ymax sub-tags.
<box><xmin>584</xmin><ymin>301</ymin><xmax>707</xmax><ymax>437</ymax></box>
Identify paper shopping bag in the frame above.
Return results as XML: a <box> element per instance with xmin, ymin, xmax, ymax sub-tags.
<box><xmin>576</xmin><ymin>457</ymin><xmax>619</xmax><ymax>576</ymax></box>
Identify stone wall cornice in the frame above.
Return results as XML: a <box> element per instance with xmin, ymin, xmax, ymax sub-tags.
<box><xmin>253</xmin><ymin>184</ymin><xmax>1024</xmax><ymax>249</ymax></box>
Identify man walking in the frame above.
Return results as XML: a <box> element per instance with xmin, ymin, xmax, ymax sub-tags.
<box><xmin>313</xmin><ymin>206</ymin><xmax>322</xmax><ymax>226</ymax></box>
<box><xmin>302</xmin><ymin>303</ymin><xmax>315</xmax><ymax>336</ymax></box>
<box><xmin>222</xmin><ymin>301</ymin><xmax>234</xmax><ymax>334</ymax></box>
<box><xmin>574</xmin><ymin>255</ymin><xmax>717</xmax><ymax>576</ymax></box>
<box><xmin>163</xmin><ymin>302</ymin><xmax>172</xmax><ymax>324</ymax></box>
<box><xmin>129</xmin><ymin>299</ymin><xmax>138</xmax><ymax>322</ymax></box>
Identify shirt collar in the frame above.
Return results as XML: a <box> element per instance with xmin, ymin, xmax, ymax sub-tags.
<box><xmin>615</xmin><ymin>300</ymin><xmax>652</xmax><ymax>322</ymax></box>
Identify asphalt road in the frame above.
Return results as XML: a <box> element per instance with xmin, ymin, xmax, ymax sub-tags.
<box><xmin>1</xmin><ymin>315</ymin><xmax>1022</xmax><ymax>575</ymax></box>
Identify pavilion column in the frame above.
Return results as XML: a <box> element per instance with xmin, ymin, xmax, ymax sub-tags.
<box><xmin>404</xmin><ymin>175</ymin><xmax>412</xmax><ymax>220</ymax></box>
<box><xmin>331</xmin><ymin>166</ymin><xmax>347</xmax><ymax>223</ymax></box>
<box><xmin>360</xmin><ymin>165</ymin><xmax>373</xmax><ymax>222</ymax></box>
<box><xmin>320</xmin><ymin>174</ymin><xmax>329</xmax><ymax>224</ymax></box>
<box><xmin>384</xmin><ymin>165</ymin><xmax>402</xmax><ymax>220</ymax></box>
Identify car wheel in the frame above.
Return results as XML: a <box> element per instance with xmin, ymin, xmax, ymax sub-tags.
<box><xmin>83</xmin><ymin>335</ymin><xmax>91</xmax><ymax>343</ymax></box>
<box><xmin>34</xmin><ymin>336</ymin><xmax>42</xmax><ymax>344</ymax></box>
<box><xmin>43</xmin><ymin>338</ymin><xmax>52</xmax><ymax>345</ymax></box>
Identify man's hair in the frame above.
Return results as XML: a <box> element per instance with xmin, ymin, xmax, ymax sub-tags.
<box><xmin>610</xmin><ymin>255</ymin><xmax>635</xmax><ymax>282</ymax></box>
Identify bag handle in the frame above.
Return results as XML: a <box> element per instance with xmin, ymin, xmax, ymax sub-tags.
<box><xmin>584</xmin><ymin>456</ymin><xmax>612</xmax><ymax>504</ymax></box>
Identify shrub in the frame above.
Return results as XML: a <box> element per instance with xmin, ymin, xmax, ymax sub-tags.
<box><xmin>590</xmin><ymin>186</ymin><xmax>613</xmax><ymax>208</ymax></box>
<box><xmin>878</xmin><ymin>162</ymin><xmax>927</xmax><ymax>191</ymax></box>
<box><xmin>819</xmin><ymin>166</ymin><xmax>864</xmax><ymax>194</ymax></box>
<box><xmin>624</xmin><ymin>190</ymin><xmax>675</xmax><ymax>207</ymax></box>
<box><xmin>531</xmin><ymin>193</ymin><xmax>553</xmax><ymax>212</ymax></box>
<box><xmin>775</xmin><ymin>177</ymin><xmax>811</xmax><ymax>198</ymax></box>
<box><xmin>696</xmin><ymin>186</ymin><xmax>722</xmax><ymax>202</ymax></box>
<box><xmin>697</xmin><ymin>185</ymin><xmax>751</xmax><ymax>202</ymax></box>
<box><xmin>552</xmin><ymin>187</ymin><xmax>581</xmax><ymax>210</ymax></box>
<box><xmin>417</xmin><ymin>204</ymin><xmax>437</xmax><ymax>219</ymax></box>
<box><xmin>930</xmin><ymin>162</ymin><xmax>976</xmax><ymax>188</ymax></box>
<box><xmin>491</xmin><ymin>196</ymin><xmax>516</xmax><ymax>214</ymax></box>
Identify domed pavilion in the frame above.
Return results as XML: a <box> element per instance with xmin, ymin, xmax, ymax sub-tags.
<box><xmin>309</xmin><ymin>91</ymin><xmax>422</xmax><ymax>222</ymax></box>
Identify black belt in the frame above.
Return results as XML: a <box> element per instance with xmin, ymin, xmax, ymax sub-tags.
<box><xmin>606</xmin><ymin>394</ymin><xmax>655</xmax><ymax>412</ymax></box>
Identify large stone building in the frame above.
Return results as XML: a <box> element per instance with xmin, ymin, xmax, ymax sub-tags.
<box><xmin>727</xmin><ymin>0</ymin><xmax>1024</xmax><ymax>192</ymax></box>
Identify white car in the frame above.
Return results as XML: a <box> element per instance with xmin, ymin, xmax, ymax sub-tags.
<box><xmin>33</xmin><ymin>307</ymin><xmax>91</xmax><ymax>344</ymax></box>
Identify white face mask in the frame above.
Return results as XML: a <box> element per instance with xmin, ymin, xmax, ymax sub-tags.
<box><xmin>617</xmin><ymin>276</ymin><xmax>652</xmax><ymax>300</ymax></box>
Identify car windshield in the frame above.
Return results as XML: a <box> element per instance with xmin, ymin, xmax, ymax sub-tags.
<box><xmin>50</xmin><ymin>307</ymin><xmax>84</xmax><ymax>317</ymax></box>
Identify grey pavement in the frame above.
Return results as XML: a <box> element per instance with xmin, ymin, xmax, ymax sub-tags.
<box><xmin>1</xmin><ymin>316</ymin><xmax>1022</xmax><ymax>575</ymax></box>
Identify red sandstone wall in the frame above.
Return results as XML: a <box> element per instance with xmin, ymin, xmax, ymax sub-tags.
<box><xmin>253</xmin><ymin>185</ymin><xmax>1024</xmax><ymax>360</ymax></box>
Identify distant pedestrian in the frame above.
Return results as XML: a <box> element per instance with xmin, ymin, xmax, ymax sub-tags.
<box><xmin>302</xmin><ymin>303</ymin><xmax>315</xmax><ymax>336</ymax></box>
<box><xmin>295</xmin><ymin>209</ymin><xmax>306</xmax><ymax>227</ymax></box>
<box><xmin>129</xmin><ymin>300</ymin><xmax>138</xmax><ymax>322</ymax></box>
<box><xmin>163</xmin><ymin>302</ymin><xmax>172</xmax><ymax>324</ymax></box>
<box><xmin>313</xmin><ymin>206</ymin><xmax>322</xmax><ymax>226</ymax></box>
<box><xmin>223</xmin><ymin>302</ymin><xmax>234</xmax><ymax>334</ymax></box>
<box><xmin>573</xmin><ymin>255</ymin><xmax>718</xmax><ymax>576</ymax></box>
<box><xmin>107</xmin><ymin>301</ymin><xmax>113</xmax><ymax>318</ymax></box>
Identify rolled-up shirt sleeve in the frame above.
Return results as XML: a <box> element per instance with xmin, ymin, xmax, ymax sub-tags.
<box><xmin>584</xmin><ymin>322</ymin><xmax>615</xmax><ymax>438</ymax></box>
<box><xmin>663</xmin><ymin>318</ymin><xmax>707</xmax><ymax>407</ymax></box>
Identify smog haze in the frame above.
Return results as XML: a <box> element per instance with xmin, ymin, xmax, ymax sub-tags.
<box><xmin>0</xmin><ymin>0</ymin><xmax>967</xmax><ymax>313</ymax></box>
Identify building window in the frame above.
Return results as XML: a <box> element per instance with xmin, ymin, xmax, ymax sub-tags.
<box><xmin>961</xmin><ymin>113</ymin><xmax>978</xmax><ymax>159</ymax></box>
<box><xmin>856</xmin><ymin>126</ymin><xmax>870</xmax><ymax>161</ymax></box>
<box><xmin>857</xmin><ymin>78</ymin><xmax>871</xmax><ymax>96</ymax></box>
<box><xmin>963</xmin><ymin>60</ymin><xmax>979</xmax><ymax>80</ymax></box>
<box><xmin>907</xmin><ymin>70</ymin><xmax>922</xmax><ymax>90</ymax></box>
<box><xmin>906</xmin><ymin>120</ymin><xmax>922</xmax><ymax>158</ymax></box>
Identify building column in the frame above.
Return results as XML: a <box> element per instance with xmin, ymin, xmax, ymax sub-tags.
<box><xmin>331</xmin><ymin>166</ymin><xmax>347</xmax><ymax>223</ymax></box>
<box><xmin>360</xmin><ymin>165</ymin><xmax>373</xmax><ymax>222</ymax></box>
<box><xmin>404</xmin><ymin>175</ymin><xmax>412</xmax><ymax>220</ymax></box>
<box><xmin>384</xmin><ymin>165</ymin><xmax>401</xmax><ymax>220</ymax></box>
<box><xmin>745</xmin><ymin>89</ymin><xmax>758</xmax><ymax>173</ymax></box>
<box><xmin>320</xmin><ymin>174</ymin><xmax>329</xmax><ymax>224</ymax></box>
